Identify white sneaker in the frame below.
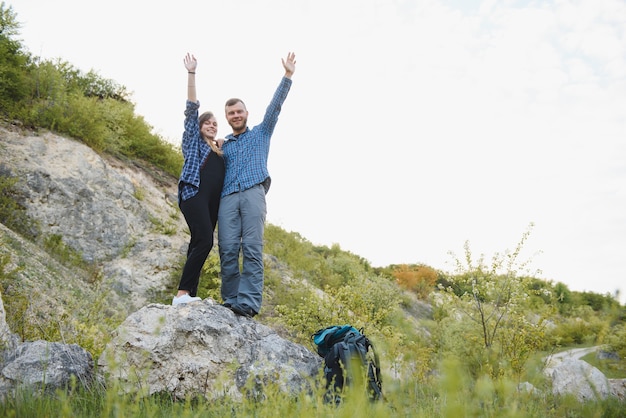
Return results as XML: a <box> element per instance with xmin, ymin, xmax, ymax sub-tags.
<box><xmin>172</xmin><ymin>294</ymin><xmax>202</xmax><ymax>306</ymax></box>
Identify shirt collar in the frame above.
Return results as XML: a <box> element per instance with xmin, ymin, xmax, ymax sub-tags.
<box><xmin>226</xmin><ymin>127</ymin><xmax>250</xmax><ymax>141</ymax></box>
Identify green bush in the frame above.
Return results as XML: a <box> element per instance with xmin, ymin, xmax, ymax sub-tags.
<box><xmin>1</xmin><ymin>21</ymin><xmax>183</xmax><ymax>179</ymax></box>
<box><xmin>547</xmin><ymin>307</ymin><xmax>610</xmax><ymax>346</ymax></box>
<box><xmin>606</xmin><ymin>323</ymin><xmax>626</xmax><ymax>359</ymax></box>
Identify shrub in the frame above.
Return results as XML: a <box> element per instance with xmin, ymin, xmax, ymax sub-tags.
<box><xmin>605</xmin><ymin>322</ymin><xmax>626</xmax><ymax>359</ymax></box>
<box><xmin>393</xmin><ymin>263</ymin><xmax>438</xmax><ymax>298</ymax></box>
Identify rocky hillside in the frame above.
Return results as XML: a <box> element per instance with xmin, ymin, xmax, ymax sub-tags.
<box><xmin>2</xmin><ymin>121</ymin><xmax>626</xmax><ymax>404</ymax></box>
<box><xmin>0</xmin><ymin>121</ymin><xmax>190</xmax><ymax>329</ymax></box>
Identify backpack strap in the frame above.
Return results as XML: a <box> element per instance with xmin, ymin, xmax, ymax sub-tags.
<box><xmin>363</xmin><ymin>336</ymin><xmax>383</xmax><ymax>400</ymax></box>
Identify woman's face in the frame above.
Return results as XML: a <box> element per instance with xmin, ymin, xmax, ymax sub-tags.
<box><xmin>200</xmin><ymin>117</ymin><xmax>218</xmax><ymax>140</ymax></box>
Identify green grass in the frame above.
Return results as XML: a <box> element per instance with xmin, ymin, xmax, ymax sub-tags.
<box><xmin>581</xmin><ymin>352</ymin><xmax>626</xmax><ymax>379</ymax></box>
<box><xmin>1</xmin><ymin>365</ymin><xmax>624</xmax><ymax>418</ymax></box>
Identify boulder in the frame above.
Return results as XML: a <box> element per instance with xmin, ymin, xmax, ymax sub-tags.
<box><xmin>546</xmin><ymin>358</ymin><xmax>611</xmax><ymax>402</ymax></box>
<box><xmin>98</xmin><ymin>299</ymin><xmax>322</xmax><ymax>401</ymax></box>
<box><xmin>0</xmin><ymin>340</ymin><xmax>94</xmax><ymax>399</ymax></box>
<box><xmin>1</xmin><ymin>291</ymin><xmax>94</xmax><ymax>399</ymax></box>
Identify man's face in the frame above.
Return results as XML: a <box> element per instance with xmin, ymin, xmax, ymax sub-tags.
<box><xmin>225</xmin><ymin>102</ymin><xmax>248</xmax><ymax>134</ymax></box>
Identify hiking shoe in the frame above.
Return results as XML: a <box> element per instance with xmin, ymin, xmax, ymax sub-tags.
<box><xmin>230</xmin><ymin>304</ymin><xmax>257</xmax><ymax>318</ymax></box>
<box><xmin>172</xmin><ymin>294</ymin><xmax>202</xmax><ymax>306</ymax></box>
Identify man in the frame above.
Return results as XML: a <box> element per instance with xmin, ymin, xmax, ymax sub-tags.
<box><xmin>218</xmin><ymin>52</ymin><xmax>296</xmax><ymax>317</ymax></box>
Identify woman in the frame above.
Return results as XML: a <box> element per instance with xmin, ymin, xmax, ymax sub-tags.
<box><xmin>172</xmin><ymin>53</ymin><xmax>225</xmax><ymax>305</ymax></box>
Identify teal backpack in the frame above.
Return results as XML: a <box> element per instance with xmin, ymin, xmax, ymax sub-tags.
<box><xmin>312</xmin><ymin>325</ymin><xmax>383</xmax><ymax>404</ymax></box>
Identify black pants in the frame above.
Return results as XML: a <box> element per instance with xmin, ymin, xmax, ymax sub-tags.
<box><xmin>177</xmin><ymin>153</ymin><xmax>224</xmax><ymax>296</ymax></box>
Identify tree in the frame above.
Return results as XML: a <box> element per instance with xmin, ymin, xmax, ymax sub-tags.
<box><xmin>0</xmin><ymin>2</ymin><xmax>29</xmax><ymax>114</ymax></box>
<box><xmin>435</xmin><ymin>224</ymin><xmax>546</xmax><ymax>379</ymax></box>
<box><xmin>0</xmin><ymin>2</ymin><xmax>19</xmax><ymax>37</ymax></box>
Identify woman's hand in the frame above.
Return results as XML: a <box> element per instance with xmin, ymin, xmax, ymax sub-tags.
<box><xmin>184</xmin><ymin>53</ymin><xmax>197</xmax><ymax>73</ymax></box>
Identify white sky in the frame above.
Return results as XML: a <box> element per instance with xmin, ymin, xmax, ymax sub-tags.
<box><xmin>10</xmin><ymin>0</ymin><xmax>626</xmax><ymax>303</ymax></box>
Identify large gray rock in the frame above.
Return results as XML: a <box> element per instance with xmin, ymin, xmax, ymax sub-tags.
<box><xmin>1</xmin><ymin>292</ymin><xmax>94</xmax><ymax>399</ymax></box>
<box><xmin>546</xmin><ymin>357</ymin><xmax>611</xmax><ymax>402</ymax></box>
<box><xmin>98</xmin><ymin>299</ymin><xmax>322</xmax><ymax>401</ymax></box>
<box><xmin>0</xmin><ymin>340</ymin><xmax>94</xmax><ymax>398</ymax></box>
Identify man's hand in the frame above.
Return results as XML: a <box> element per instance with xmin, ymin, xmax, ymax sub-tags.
<box><xmin>282</xmin><ymin>52</ymin><xmax>296</xmax><ymax>78</ymax></box>
<box><xmin>184</xmin><ymin>53</ymin><xmax>197</xmax><ymax>73</ymax></box>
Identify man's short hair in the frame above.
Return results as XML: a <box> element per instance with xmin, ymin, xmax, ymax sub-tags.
<box><xmin>225</xmin><ymin>98</ymin><xmax>246</xmax><ymax>109</ymax></box>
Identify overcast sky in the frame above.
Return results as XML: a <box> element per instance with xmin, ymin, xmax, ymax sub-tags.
<box><xmin>11</xmin><ymin>0</ymin><xmax>626</xmax><ymax>303</ymax></box>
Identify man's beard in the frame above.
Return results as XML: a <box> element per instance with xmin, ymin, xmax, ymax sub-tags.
<box><xmin>230</xmin><ymin>118</ymin><xmax>247</xmax><ymax>132</ymax></box>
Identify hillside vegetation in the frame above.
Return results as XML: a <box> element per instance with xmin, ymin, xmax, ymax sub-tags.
<box><xmin>1</xmin><ymin>3</ymin><xmax>625</xmax><ymax>417</ymax></box>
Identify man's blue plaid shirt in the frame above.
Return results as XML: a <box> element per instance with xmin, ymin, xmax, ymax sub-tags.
<box><xmin>221</xmin><ymin>77</ymin><xmax>292</xmax><ymax>197</ymax></box>
<box><xmin>178</xmin><ymin>100</ymin><xmax>213</xmax><ymax>202</ymax></box>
